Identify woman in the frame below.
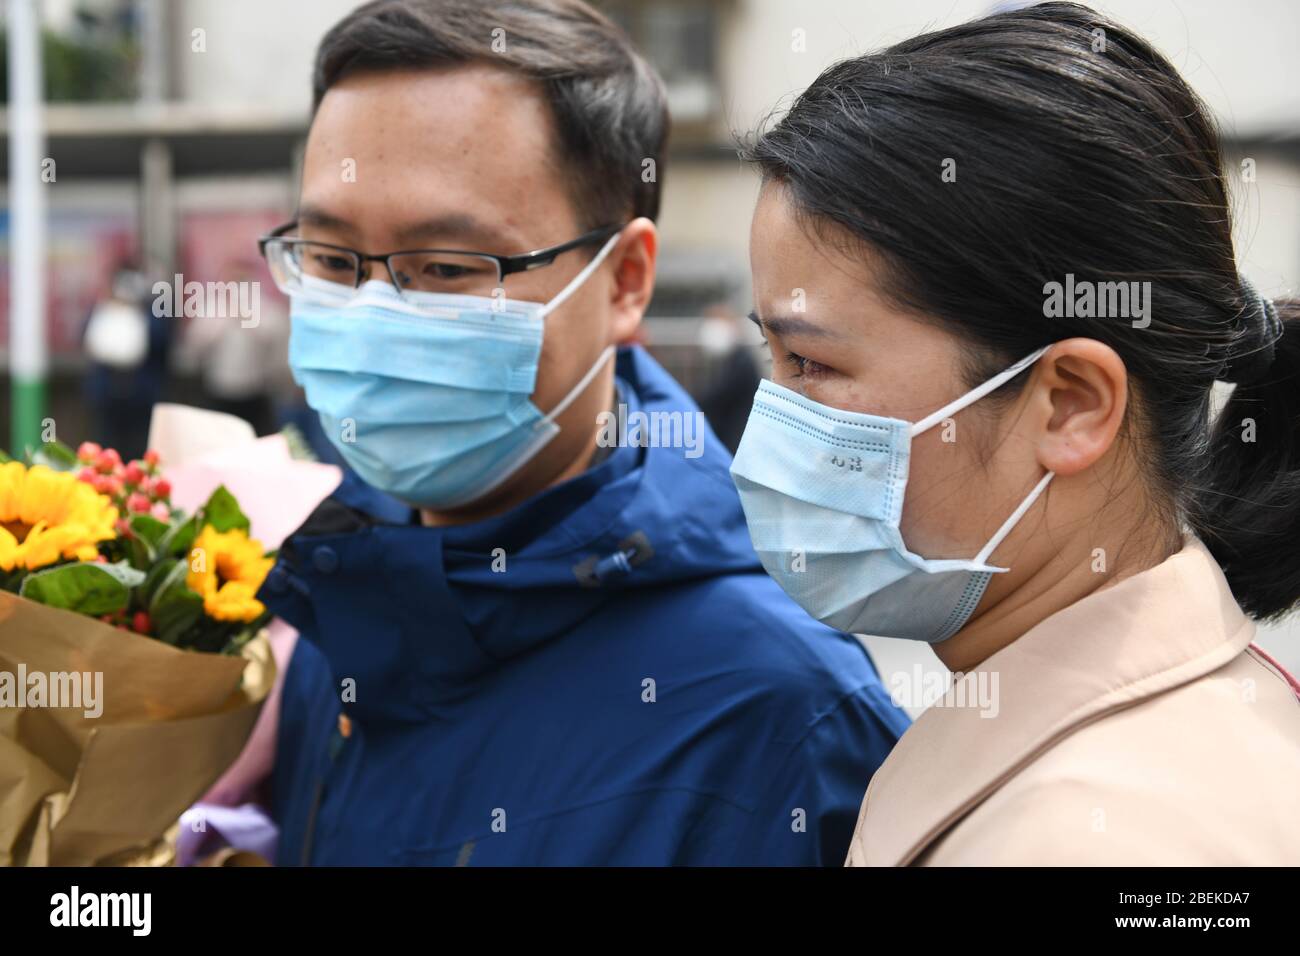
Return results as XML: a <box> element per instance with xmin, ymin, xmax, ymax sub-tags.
<box><xmin>731</xmin><ymin>2</ymin><xmax>1300</xmax><ymax>865</ymax></box>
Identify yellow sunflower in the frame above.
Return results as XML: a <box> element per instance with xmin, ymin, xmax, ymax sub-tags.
<box><xmin>187</xmin><ymin>525</ymin><xmax>275</xmax><ymax>622</ymax></box>
<box><xmin>0</xmin><ymin>461</ymin><xmax>119</xmax><ymax>572</ymax></box>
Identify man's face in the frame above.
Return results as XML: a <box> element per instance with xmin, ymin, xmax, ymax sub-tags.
<box><xmin>299</xmin><ymin>64</ymin><xmax>651</xmax><ymax>518</ymax></box>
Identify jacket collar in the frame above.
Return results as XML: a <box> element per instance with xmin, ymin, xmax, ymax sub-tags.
<box><xmin>852</xmin><ymin>534</ymin><xmax>1256</xmax><ymax>866</ymax></box>
<box><xmin>258</xmin><ymin>345</ymin><xmax>760</xmax><ymax>724</ymax></box>
<box><xmin>259</xmin><ymin>359</ymin><xmax>645</xmax><ymax>722</ymax></box>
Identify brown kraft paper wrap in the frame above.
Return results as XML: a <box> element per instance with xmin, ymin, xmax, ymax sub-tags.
<box><xmin>0</xmin><ymin>590</ymin><xmax>274</xmax><ymax>866</ymax></box>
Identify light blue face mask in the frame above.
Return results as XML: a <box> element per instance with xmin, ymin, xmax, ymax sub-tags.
<box><xmin>288</xmin><ymin>233</ymin><xmax>620</xmax><ymax>510</ymax></box>
<box><xmin>730</xmin><ymin>346</ymin><xmax>1054</xmax><ymax>643</ymax></box>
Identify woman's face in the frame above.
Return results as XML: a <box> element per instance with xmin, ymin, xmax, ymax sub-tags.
<box><xmin>747</xmin><ymin>182</ymin><xmax>1044</xmax><ymax>564</ymax></box>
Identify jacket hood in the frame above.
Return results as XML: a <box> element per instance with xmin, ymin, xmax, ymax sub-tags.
<box><xmin>260</xmin><ymin>345</ymin><xmax>764</xmax><ymax>722</ymax></box>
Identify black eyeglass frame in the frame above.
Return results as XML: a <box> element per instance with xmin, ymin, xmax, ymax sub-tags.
<box><xmin>257</xmin><ymin>221</ymin><xmax>623</xmax><ymax>293</ymax></box>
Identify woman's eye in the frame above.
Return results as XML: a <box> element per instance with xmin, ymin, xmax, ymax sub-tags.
<box><xmin>785</xmin><ymin>351</ymin><xmax>830</xmax><ymax>378</ymax></box>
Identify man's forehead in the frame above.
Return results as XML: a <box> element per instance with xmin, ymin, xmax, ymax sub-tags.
<box><xmin>307</xmin><ymin>64</ymin><xmax>554</xmax><ymax>161</ymax></box>
<box><xmin>300</xmin><ymin>66</ymin><xmax>571</xmax><ymax>250</ymax></box>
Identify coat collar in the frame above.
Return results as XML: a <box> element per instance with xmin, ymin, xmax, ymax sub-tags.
<box><xmin>850</xmin><ymin>534</ymin><xmax>1256</xmax><ymax>866</ymax></box>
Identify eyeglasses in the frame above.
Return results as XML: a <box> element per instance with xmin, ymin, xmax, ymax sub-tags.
<box><xmin>257</xmin><ymin>222</ymin><xmax>623</xmax><ymax>301</ymax></box>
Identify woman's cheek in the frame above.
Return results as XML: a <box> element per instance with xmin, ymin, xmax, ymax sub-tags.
<box><xmin>900</xmin><ymin>432</ymin><xmax>986</xmax><ymax>560</ymax></box>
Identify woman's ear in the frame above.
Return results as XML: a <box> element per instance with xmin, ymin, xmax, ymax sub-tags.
<box><xmin>1029</xmin><ymin>338</ymin><xmax>1128</xmax><ymax>477</ymax></box>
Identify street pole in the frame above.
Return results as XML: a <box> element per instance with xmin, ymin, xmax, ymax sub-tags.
<box><xmin>7</xmin><ymin>0</ymin><xmax>48</xmax><ymax>453</ymax></box>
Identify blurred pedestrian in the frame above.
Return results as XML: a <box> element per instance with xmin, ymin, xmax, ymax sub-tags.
<box><xmin>82</xmin><ymin>261</ymin><xmax>169</xmax><ymax>459</ymax></box>
<box><xmin>174</xmin><ymin>260</ymin><xmax>290</xmax><ymax>435</ymax></box>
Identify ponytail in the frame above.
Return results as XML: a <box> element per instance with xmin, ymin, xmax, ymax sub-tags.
<box><xmin>1191</xmin><ymin>300</ymin><xmax>1300</xmax><ymax>620</ymax></box>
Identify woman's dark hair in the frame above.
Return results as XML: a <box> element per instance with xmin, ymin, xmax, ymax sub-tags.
<box><xmin>742</xmin><ymin>1</ymin><xmax>1299</xmax><ymax>620</ymax></box>
<box><xmin>312</xmin><ymin>0</ymin><xmax>668</xmax><ymax>229</ymax></box>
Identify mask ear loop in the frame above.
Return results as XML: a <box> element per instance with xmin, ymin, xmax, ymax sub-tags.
<box><xmin>541</xmin><ymin>345</ymin><xmax>616</xmax><ymax>426</ymax></box>
<box><xmin>533</xmin><ymin>230</ymin><xmax>624</xmax><ymax>426</ymax></box>
<box><xmin>538</xmin><ymin>231</ymin><xmax>623</xmax><ymax>319</ymax></box>
<box><xmin>906</xmin><ymin>344</ymin><xmax>1055</xmax><ymax>568</ymax></box>
<box><xmin>974</xmin><ymin>470</ymin><xmax>1054</xmax><ymax>568</ymax></box>
<box><xmin>909</xmin><ymin>344</ymin><xmax>1052</xmax><ymax>438</ymax></box>
<box><xmin>459</xmin><ymin>341</ymin><xmax>616</xmax><ymax>509</ymax></box>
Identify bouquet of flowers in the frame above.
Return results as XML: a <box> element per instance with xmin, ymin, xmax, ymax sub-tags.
<box><xmin>2</xmin><ymin>442</ymin><xmax>275</xmax><ymax>651</ymax></box>
<box><xmin>0</xmin><ymin>438</ymin><xmax>277</xmax><ymax>866</ymax></box>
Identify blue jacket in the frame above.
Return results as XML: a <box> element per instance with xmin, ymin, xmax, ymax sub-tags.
<box><xmin>262</xmin><ymin>346</ymin><xmax>909</xmax><ymax>865</ymax></box>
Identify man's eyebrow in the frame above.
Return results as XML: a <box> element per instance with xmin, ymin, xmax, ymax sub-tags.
<box><xmin>295</xmin><ymin>206</ymin><xmax>514</xmax><ymax>251</ymax></box>
<box><xmin>296</xmin><ymin>204</ymin><xmax>355</xmax><ymax>234</ymax></box>
<box><xmin>390</xmin><ymin>213</ymin><xmax>513</xmax><ymax>250</ymax></box>
<box><xmin>747</xmin><ymin>310</ymin><xmax>843</xmax><ymax>340</ymax></box>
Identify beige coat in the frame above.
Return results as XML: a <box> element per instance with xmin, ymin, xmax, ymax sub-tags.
<box><xmin>846</xmin><ymin>535</ymin><xmax>1300</xmax><ymax>865</ymax></box>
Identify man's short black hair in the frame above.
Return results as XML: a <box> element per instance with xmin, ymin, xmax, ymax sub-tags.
<box><xmin>313</xmin><ymin>0</ymin><xmax>669</xmax><ymax>228</ymax></box>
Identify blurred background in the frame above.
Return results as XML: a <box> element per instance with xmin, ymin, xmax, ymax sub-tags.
<box><xmin>1</xmin><ymin>0</ymin><xmax>1297</xmax><ymax>693</ymax></box>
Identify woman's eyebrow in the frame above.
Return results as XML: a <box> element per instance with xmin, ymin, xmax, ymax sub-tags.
<box><xmin>748</xmin><ymin>311</ymin><xmax>844</xmax><ymax>340</ymax></box>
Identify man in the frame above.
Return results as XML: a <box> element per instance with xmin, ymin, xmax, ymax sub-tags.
<box><xmin>258</xmin><ymin>0</ymin><xmax>908</xmax><ymax>865</ymax></box>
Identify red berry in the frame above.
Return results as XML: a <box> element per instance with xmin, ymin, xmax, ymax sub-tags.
<box><xmin>153</xmin><ymin>478</ymin><xmax>171</xmax><ymax>499</ymax></box>
<box><xmin>77</xmin><ymin>442</ymin><xmax>102</xmax><ymax>462</ymax></box>
<box><xmin>143</xmin><ymin>449</ymin><xmax>161</xmax><ymax>468</ymax></box>
<box><xmin>131</xmin><ymin>611</ymin><xmax>151</xmax><ymax>634</ymax></box>
<box><xmin>77</xmin><ymin>466</ymin><xmax>97</xmax><ymax>484</ymax></box>
<box><xmin>127</xmin><ymin>492</ymin><xmax>151</xmax><ymax>514</ymax></box>
<box><xmin>123</xmin><ymin>462</ymin><xmax>146</xmax><ymax>486</ymax></box>
<box><xmin>95</xmin><ymin>448</ymin><xmax>122</xmax><ymax>474</ymax></box>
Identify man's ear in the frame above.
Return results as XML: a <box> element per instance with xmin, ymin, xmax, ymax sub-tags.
<box><xmin>1029</xmin><ymin>338</ymin><xmax>1128</xmax><ymax>477</ymax></box>
<box><xmin>609</xmin><ymin>217</ymin><xmax>656</xmax><ymax>344</ymax></box>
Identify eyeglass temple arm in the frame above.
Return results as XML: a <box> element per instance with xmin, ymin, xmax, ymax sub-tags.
<box><xmin>499</xmin><ymin>225</ymin><xmax>621</xmax><ymax>277</ymax></box>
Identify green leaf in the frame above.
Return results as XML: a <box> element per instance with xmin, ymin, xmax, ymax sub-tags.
<box><xmin>142</xmin><ymin>557</ymin><xmax>179</xmax><ymax>606</ymax></box>
<box><xmin>128</xmin><ymin>514</ymin><xmax>169</xmax><ymax>548</ymax></box>
<box><xmin>29</xmin><ymin>440</ymin><xmax>80</xmax><ymax>471</ymax></box>
<box><xmin>152</xmin><ymin>586</ymin><xmax>205</xmax><ymax>645</ymax></box>
<box><xmin>124</xmin><ymin>533</ymin><xmax>154</xmax><ymax>572</ymax></box>
<box><xmin>0</xmin><ymin>448</ymin><xmax>12</xmax><ymax>464</ymax></box>
<box><xmin>278</xmin><ymin>422</ymin><xmax>318</xmax><ymax>462</ymax></box>
<box><xmin>201</xmin><ymin>485</ymin><xmax>249</xmax><ymax>534</ymax></box>
<box><xmin>147</xmin><ymin>559</ymin><xmax>191</xmax><ymax>616</ymax></box>
<box><xmin>19</xmin><ymin>561</ymin><xmax>145</xmax><ymax>616</ymax></box>
<box><xmin>105</xmin><ymin>560</ymin><xmax>147</xmax><ymax>587</ymax></box>
<box><xmin>158</xmin><ymin>512</ymin><xmax>200</xmax><ymax>558</ymax></box>
<box><xmin>124</xmin><ymin>513</ymin><xmax>170</xmax><ymax>571</ymax></box>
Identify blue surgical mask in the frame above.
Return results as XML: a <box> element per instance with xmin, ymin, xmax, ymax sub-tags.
<box><xmin>730</xmin><ymin>347</ymin><xmax>1054</xmax><ymax>643</ymax></box>
<box><xmin>288</xmin><ymin>233</ymin><xmax>620</xmax><ymax>509</ymax></box>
